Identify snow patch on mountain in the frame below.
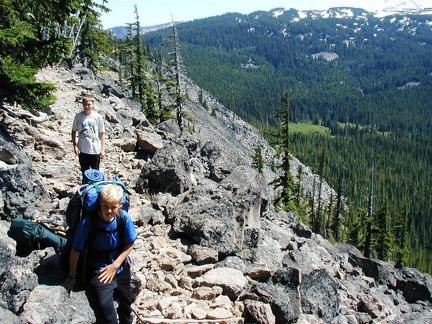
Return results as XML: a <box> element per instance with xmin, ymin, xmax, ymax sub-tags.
<box><xmin>271</xmin><ymin>0</ymin><xmax>432</xmax><ymax>21</ymax></box>
<box><xmin>371</xmin><ymin>0</ymin><xmax>432</xmax><ymax>17</ymax></box>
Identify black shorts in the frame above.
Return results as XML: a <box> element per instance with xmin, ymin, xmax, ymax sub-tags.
<box><xmin>78</xmin><ymin>153</ymin><xmax>101</xmax><ymax>173</ymax></box>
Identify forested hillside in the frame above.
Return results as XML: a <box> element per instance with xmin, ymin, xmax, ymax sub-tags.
<box><xmin>143</xmin><ymin>8</ymin><xmax>432</xmax><ymax>273</ymax></box>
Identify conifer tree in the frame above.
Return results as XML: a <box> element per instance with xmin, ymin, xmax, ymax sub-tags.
<box><xmin>133</xmin><ymin>7</ymin><xmax>145</xmax><ymax>101</ymax></box>
<box><xmin>374</xmin><ymin>198</ymin><xmax>394</xmax><ymax>261</ymax></box>
<box><xmin>310</xmin><ymin>176</ymin><xmax>317</xmax><ymax>227</ymax></box>
<box><xmin>270</xmin><ymin>90</ymin><xmax>295</xmax><ymax>211</ymax></box>
<box><xmin>0</xmin><ymin>0</ymin><xmax>70</xmax><ymax>109</ymax></box>
<box><xmin>364</xmin><ymin>163</ymin><xmax>375</xmax><ymax>258</ymax></box>
<box><xmin>199</xmin><ymin>88</ymin><xmax>204</xmax><ymax>106</ymax></box>
<box><xmin>131</xmin><ymin>6</ymin><xmax>157</xmax><ymax>123</ymax></box>
<box><xmin>167</xmin><ymin>20</ymin><xmax>187</xmax><ymax>133</ymax></box>
<box><xmin>111</xmin><ymin>35</ymin><xmax>127</xmax><ymax>85</ymax></box>
<box><xmin>325</xmin><ymin>192</ymin><xmax>334</xmax><ymax>240</ymax></box>
<box><xmin>153</xmin><ymin>43</ymin><xmax>175</xmax><ymax>122</ymax></box>
<box><xmin>331</xmin><ymin>168</ymin><xmax>345</xmax><ymax>241</ymax></box>
<box><xmin>73</xmin><ymin>0</ymin><xmax>111</xmax><ymax>70</ymax></box>
<box><xmin>294</xmin><ymin>165</ymin><xmax>303</xmax><ymax>206</ymax></box>
<box><xmin>313</xmin><ymin>149</ymin><xmax>326</xmax><ymax>235</ymax></box>
<box><xmin>394</xmin><ymin>207</ymin><xmax>410</xmax><ymax>268</ymax></box>
<box><xmin>252</xmin><ymin>145</ymin><xmax>264</xmax><ymax>174</ymax></box>
<box><xmin>198</xmin><ymin>88</ymin><xmax>209</xmax><ymax>110</ymax></box>
<box><xmin>0</xmin><ymin>0</ymin><xmax>110</xmax><ymax>109</ymax></box>
<box><xmin>122</xmin><ymin>24</ymin><xmax>137</xmax><ymax>95</ymax></box>
<box><xmin>346</xmin><ymin>208</ymin><xmax>365</xmax><ymax>246</ymax></box>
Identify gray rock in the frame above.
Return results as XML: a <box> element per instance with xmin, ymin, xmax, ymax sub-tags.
<box><xmin>200</xmin><ymin>140</ymin><xmax>233</xmax><ymax>182</ymax></box>
<box><xmin>0</xmin><ymin>307</ymin><xmax>19</xmax><ymax>323</ymax></box>
<box><xmin>136</xmin><ymin>141</ymin><xmax>191</xmax><ymax>195</ymax></box>
<box><xmin>136</xmin><ymin>129</ymin><xmax>164</xmax><ymax>154</ymax></box>
<box><xmin>20</xmin><ymin>285</ymin><xmax>95</xmax><ymax>323</ymax></box>
<box><xmin>300</xmin><ymin>269</ymin><xmax>339</xmax><ymax>322</ymax></box>
<box><xmin>0</xmin><ymin>162</ymin><xmax>48</xmax><ymax>219</ymax></box>
<box><xmin>167</xmin><ymin>166</ymin><xmax>268</xmax><ymax>257</ymax></box>
<box><xmin>112</xmin><ymin>137</ymin><xmax>136</xmax><ymax>152</ymax></box>
<box><xmin>396</xmin><ymin>267</ymin><xmax>432</xmax><ymax>303</ymax></box>
<box><xmin>243</xmin><ymin>280</ymin><xmax>300</xmax><ymax>323</ymax></box>
<box><xmin>194</xmin><ymin>267</ymin><xmax>248</xmax><ymax>300</ymax></box>
<box><xmin>188</xmin><ymin>244</ymin><xmax>219</xmax><ymax>265</ymax></box>
<box><xmin>244</xmin><ymin>300</ymin><xmax>276</xmax><ymax>324</ymax></box>
<box><xmin>389</xmin><ymin>312</ymin><xmax>432</xmax><ymax>324</ymax></box>
<box><xmin>217</xmin><ymin>256</ymin><xmax>247</xmax><ymax>273</ymax></box>
<box><xmin>155</xmin><ymin>119</ymin><xmax>181</xmax><ymax>139</ymax></box>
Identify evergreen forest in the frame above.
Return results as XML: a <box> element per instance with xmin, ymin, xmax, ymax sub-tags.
<box><xmin>143</xmin><ymin>8</ymin><xmax>432</xmax><ymax>273</ymax></box>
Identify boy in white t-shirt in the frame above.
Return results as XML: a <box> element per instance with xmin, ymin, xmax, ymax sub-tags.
<box><xmin>71</xmin><ymin>95</ymin><xmax>105</xmax><ymax>173</ymax></box>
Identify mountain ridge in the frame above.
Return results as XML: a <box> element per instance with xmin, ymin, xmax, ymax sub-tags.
<box><xmin>107</xmin><ymin>4</ymin><xmax>432</xmax><ymax>37</ymax></box>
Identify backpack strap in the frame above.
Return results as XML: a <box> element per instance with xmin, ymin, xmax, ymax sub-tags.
<box><xmin>79</xmin><ymin>180</ymin><xmax>129</xmax><ymax>196</ymax></box>
<box><xmin>117</xmin><ymin>209</ymin><xmax>126</xmax><ymax>243</ymax></box>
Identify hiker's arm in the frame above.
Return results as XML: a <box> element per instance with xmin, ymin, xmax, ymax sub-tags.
<box><xmin>114</xmin><ymin>242</ymin><xmax>134</xmax><ymax>269</ymax></box>
<box><xmin>98</xmin><ymin>242</ymin><xmax>134</xmax><ymax>284</ymax></box>
<box><xmin>71</xmin><ymin>131</ymin><xmax>79</xmax><ymax>155</ymax></box>
<box><xmin>64</xmin><ymin>248</ymin><xmax>80</xmax><ymax>294</ymax></box>
<box><xmin>100</xmin><ymin>132</ymin><xmax>105</xmax><ymax>159</ymax></box>
<box><xmin>69</xmin><ymin>248</ymin><xmax>80</xmax><ymax>278</ymax></box>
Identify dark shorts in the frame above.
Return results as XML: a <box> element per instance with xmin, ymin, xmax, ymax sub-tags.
<box><xmin>79</xmin><ymin>153</ymin><xmax>101</xmax><ymax>173</ymax></box>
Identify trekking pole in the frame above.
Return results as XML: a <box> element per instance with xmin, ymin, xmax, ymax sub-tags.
<box><xmin>129</xmin><ymin>305</ymin><xmax>149</xmax><ymax>324</ymax></box>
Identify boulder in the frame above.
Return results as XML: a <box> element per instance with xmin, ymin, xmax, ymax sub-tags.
<box><xmin>194</xmin><ymin>267</ymin><xmax>248</xmax><ymax>300</ymax></box>
<box><xmin>136</xmin><ymin>129</ymin><xmax>163</xmax><ymax>154</ymax></box>
<box><xmin>136</xmin><ymin>141</ymin><xmax>191</xmax><ymax>195</ymax></box>
<box><xmin>167</xmin><ymin>166</ymin><xmax>268</xmax><ymax>257</ymax></box>
<box><xmin>300</xmin><ymin>269</ymin><xmax>339</xmax><ymax>322</ymax></box>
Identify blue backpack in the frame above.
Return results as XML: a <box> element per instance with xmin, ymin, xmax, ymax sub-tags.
<box><xmin>62</xmin><ymin>170</ymin><xmax>130</xmax><ymax>273</ymax></box>
<box><xmin>66</xmin><ymin>170</ymin><xmax>130</xmax><ymax>231</ymax></box>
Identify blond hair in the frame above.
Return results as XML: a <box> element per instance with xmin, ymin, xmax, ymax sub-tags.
<box><xmin>82</xmin><ymin>94</ymin><xmax>95</xmax><ymax>104</ymax></box>
<box><xmin>100</xmin><ymin>184</ymin><xmax>123</xmax><ymax>205</ymax></box>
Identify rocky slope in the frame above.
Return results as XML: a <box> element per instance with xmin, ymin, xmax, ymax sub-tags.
<box><xmin>0</xmin><ymin>65</ymin><xmax>431</xmax><ymax>323</ymax></box>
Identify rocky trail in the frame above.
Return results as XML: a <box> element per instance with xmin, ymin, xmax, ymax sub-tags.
<box><xmin>33</xmin><ymin>67</ymin><xmax>246</xmax><ymax>322</ymax></box>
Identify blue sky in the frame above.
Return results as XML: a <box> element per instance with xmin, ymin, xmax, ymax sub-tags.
<box><xmin>99</xmin><ymin>0</ymin><xmax>383</xmax><ymax>28</ymax></box>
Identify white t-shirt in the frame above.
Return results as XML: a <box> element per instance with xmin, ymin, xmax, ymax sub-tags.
<box><xmin>72</xmin><ymin>111</ymin><xmax>105</xmax><ymax>154</ymax></box>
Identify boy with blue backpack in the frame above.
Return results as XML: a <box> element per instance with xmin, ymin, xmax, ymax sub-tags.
<box><xmin>64</xmin><ymin>184</ymin><xmax>137</xmax><ymax>323</ymax></box>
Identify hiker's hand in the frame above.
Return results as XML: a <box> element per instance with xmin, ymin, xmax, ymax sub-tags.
<box><xmin>98</xmin><ymin>265</ymin><xmax>116</xmax><ymax>284</ymax></box>
<box><xmin>64</xmin><ymin>277</ymin><xmax>76</xmax><ymax>295</ymax></box>
<box><xmin>73</xmin><ymin>145</ymin><xmax>80</xmax><ymax>155</ymax></box>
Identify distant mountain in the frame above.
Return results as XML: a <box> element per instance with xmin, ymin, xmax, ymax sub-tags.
<box><xmin>107</xmin><ymin>22</ymin><xmax>176</xmax><ymax>39</ymax></box>
<box><xmin>144</xmin><ymin>7</ymin><xmax>432</xmax><ymax>129</ymax></box>
<box><xmin>375</xmin><ymin>0</ymin><xmax>432</xmax><ymax>16</ymax></box>
<box><xmin>106</xmin><ymin>2</ymin><xmax>432</xmax><ymax>39</ymax></box>
<box><xmin>386</xmin><ymin>0</ymin><xmax>429</xmax><ymax>9</ymax></box>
